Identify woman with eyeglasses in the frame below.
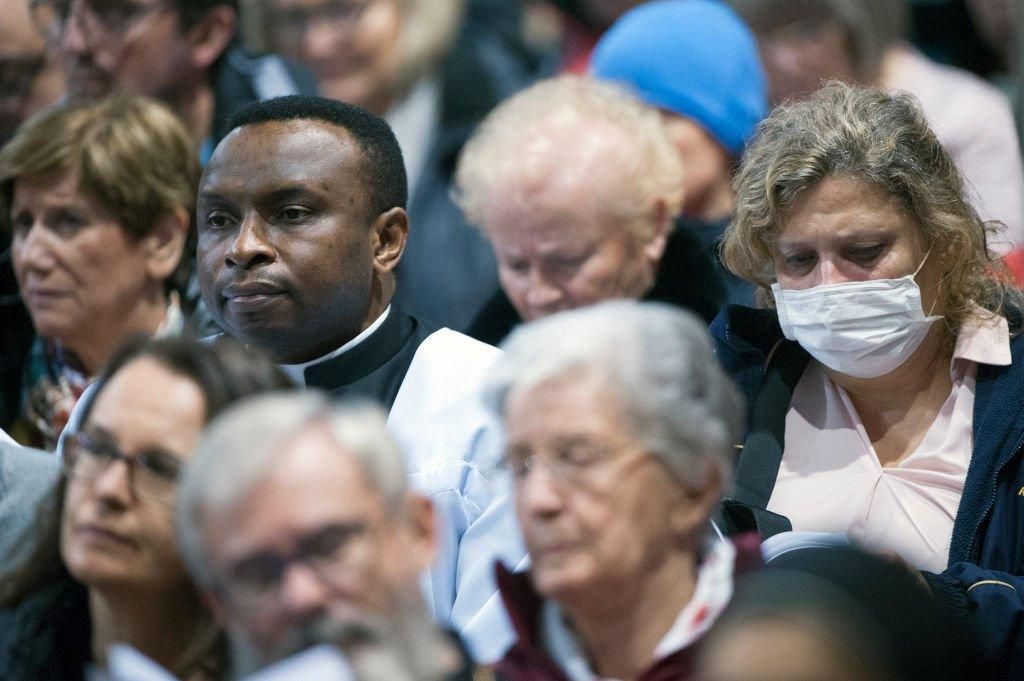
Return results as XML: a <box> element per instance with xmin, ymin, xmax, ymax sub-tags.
<box><xmin>0</xmin><ymin>335</ymin><xmax>291</xmax><ymax>680</ymax></box>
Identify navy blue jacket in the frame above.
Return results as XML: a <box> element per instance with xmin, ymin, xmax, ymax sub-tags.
<box><xmin>711</xmin><ymin>305</ymin><xmax>1024</xmax><ymax>680</ymax></box>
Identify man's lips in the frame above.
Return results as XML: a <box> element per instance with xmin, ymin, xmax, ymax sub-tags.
<box><xmin>222</xmin><ymin>281</ymin><xmax>287</xmax><ymax>301</ymax></box>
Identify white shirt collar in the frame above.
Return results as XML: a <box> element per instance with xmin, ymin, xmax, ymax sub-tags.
<box><xmin>540</xmin><ymin>535</ymin><xmax>737</xmax><ymax>681</ymax></box>
<box><xmin>952</xmin><ymin>309</ymin><xmax>1011</xmax><ymax>368</ymax></box>
<box><xmin>279</xmin><ymin>306</ymin><xmax>392</xmax><ymax>387</ymax></box>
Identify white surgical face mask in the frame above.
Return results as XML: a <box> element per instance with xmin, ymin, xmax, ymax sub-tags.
<box><xmin>770</xmin><ymin>252</ymin><xmax>941</xmax><ymax>379</ymax></box>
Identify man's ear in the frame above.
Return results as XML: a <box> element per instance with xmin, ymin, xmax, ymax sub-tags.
<box><xmin>401</xmin><ymin>492</ymin><xmax>438</xmax><ymax>573</ymax></box>
<box><xmin>642</xmin><ymin>198</ymin><xmax>672</xmax><ymax>263</ymax></box>
<box><xmin>185</xmin><ymin>6</ymin><xmax>237</xmax><ymax>72</ymax></box>
<box><xmin>143</xmin><ymin>207</ymin><xmax>190</xmax><ymax>282</ymax></box>
<box><xmin>371</xmin><ymin>207</ymin><xmax>409</xmax><ymax>274</ymax></box>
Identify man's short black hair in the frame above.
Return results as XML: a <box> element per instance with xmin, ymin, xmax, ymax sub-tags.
<box><xmin>227</xmin><ymin>95</ymin><xmax>408</xmax><ymax>216</ymax></box>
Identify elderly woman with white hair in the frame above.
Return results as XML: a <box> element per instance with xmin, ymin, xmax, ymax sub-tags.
<box><xmin>457</xmin><ymin>76</ymin><xmax>726</xmax><ymax>345</ymax></box>
<box><xmin>485</xmin><ymin>300</ymin><xmax>756</xmax><ymax>681</ymax></box>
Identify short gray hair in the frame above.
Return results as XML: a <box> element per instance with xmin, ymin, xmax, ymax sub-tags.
<box><xmin>176</xmin><ymin>392</ymin><xmax>409</xmax><ymax>588</ymax></box>
<box><xmin>484</xmin><ymin>301</ymin><xmax>744</xmax><ymax>488</ymax></box>
<box><xmin>454</xmin><ymin>75</ymin><xmax>685</xmax><ymax>243</ymax></box>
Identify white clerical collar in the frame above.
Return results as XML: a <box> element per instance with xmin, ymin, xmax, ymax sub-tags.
<box><xmin>279</xmin><ymin>306</ymin><xmax>392</xmax><ymax>387</ymax></box>
<box><xmin>540</xmin><ymin>533</ymin><xmax>737</xmax><ymax>681</ymax></box>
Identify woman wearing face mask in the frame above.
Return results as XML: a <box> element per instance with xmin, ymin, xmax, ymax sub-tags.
<box><xmin>712</xmin><ymin>82</ymin><xmax>1024</xmax><ymax>680</ymax></box>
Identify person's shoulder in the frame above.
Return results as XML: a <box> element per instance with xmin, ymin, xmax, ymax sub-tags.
<box><xmin>406</xmin><ymin>311</ymin><xmax>502</xmax><ymax>369</ymax></box>
<box><xmin>423</xmin><ymin>327</ymin><xmax>502</xmax><ymax>363</ymax></box>
<box><xmin>710</xmin><ymin>305</ymin><xmax>785</xmax><ymax>360</ymax></box>
<box><xmin>0</xmin><ymin>443</ymin><xmax>58</xmax><ymax>497</ymax></box>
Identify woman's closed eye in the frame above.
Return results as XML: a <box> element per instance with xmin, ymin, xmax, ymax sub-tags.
<box><xmin>845</xmin><ymin>243</ymin><xmax>886</xmax><ymax>265</ymax></box>
<box><xmin>780</xmin><ymin>251</ymin><xmax>817</xmax><ymax>273</ymax></box>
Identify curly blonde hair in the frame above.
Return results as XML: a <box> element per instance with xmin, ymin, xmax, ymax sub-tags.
<box><xmin>721</xmin><ymin>81</ymin><xmax>1022</xmax><ymax>333</ymax></box>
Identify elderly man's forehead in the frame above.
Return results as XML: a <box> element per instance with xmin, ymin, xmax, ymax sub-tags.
<box><xmin>212</xmin><ymin>426</ymin><xmax>382</xmax><ymax>542</ymax></box>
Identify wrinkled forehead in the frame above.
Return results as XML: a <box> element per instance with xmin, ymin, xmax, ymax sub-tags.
<box><xmin>208</xmin><ymin>429</ymin><xmax>387</xmax><ymax>554</ymax></box>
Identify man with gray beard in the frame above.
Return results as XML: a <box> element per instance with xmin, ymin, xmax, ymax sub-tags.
<box><xmin>176</xmin><ymin>394</ymin><xmax>475</xmax><ymax>678</ymax></box>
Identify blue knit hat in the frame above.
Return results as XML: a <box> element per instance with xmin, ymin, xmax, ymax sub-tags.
<box><xmin>591</xmin><ymin>0</ymin><xmax>767</xmax><ymax>158</ymax></box>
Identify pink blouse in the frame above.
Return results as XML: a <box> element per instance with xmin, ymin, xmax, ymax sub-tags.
<box><xmin>767</xmin><ymin>314</ymin><xmax>1011</xmax><ymax>572</ymax></box>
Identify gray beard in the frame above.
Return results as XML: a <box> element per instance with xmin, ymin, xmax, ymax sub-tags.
<box><xmin>226</xmin><ymin>586</ymin><xmax>458</xmax><ymax>681</ymax></box>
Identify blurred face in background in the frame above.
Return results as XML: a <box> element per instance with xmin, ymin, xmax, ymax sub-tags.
<box><xmin>754</xmin><ymin>17</ymin><xmax>858</xmax><ymax>105</ymax></box>
<box><xmin>0</xmin><ymin>0</ymin><xmax>64</xmax><ymax>144</ymax></box>
<box><xmin>60</xmin><ymin>357</ymin><xmax>206</xmax><ymax>593</ymax></box>
<box><xmin>659</xmin><ymin>112</ymin><xmax>734</xmax><ymax>221</ymax></box>
<box><xmin>41</xmin><ymin>0</ymin><xmax>196</xmax><ymax>102</ymax></box>
<box><xmin>265</xmin><ymin>0</ymin><xmax>404</xmax><ymax>114</ymax></box>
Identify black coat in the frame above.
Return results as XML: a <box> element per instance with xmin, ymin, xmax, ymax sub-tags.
<box><xmin>0</xmin><ymin>574</ymin><xmax>91</xmax><ymax>681</ymax></box>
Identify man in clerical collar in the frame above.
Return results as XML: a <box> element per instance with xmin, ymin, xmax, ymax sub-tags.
<box><xmin>195</xmin><ymin>93</ymin><xmax>524</xmax><ymax>662</ymax></box>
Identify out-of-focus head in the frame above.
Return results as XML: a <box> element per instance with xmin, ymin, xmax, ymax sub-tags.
<box><xmin>699</xmin><ymin>547</ymin><xmax>973</xmax><ymax>681</ymax></box>
<box><xmin>34</xmin><ymin>0</ymin><xmax>237</xmax><ymax>104</ymax></box>
<box><xmin>197</xmin><ymin>94</ymin><xmax>408</xmax><ymax>364</ymax></box>
<box><xmin>59</xmin><ymin>335</ymin><xmax>290</xmax><ymax>597</ymax></box>
<box><xmin>727</xmin><ymin>0</ymin><xmax>905</xmax><ymax>104</ymax></box>
<box><xmin>177</xmin><ymin>394</ymin><xmax>437</xmax><ymax>671</ymax></box>
<box><xmin>722</xmin><ymin>82</ymin><xmax>1013</xmax><ymax>334</ymax></box>
<box><xmin>591</xmin><ymin>0</ymin><xmax>766</xmax><ymax>159</ymax></box>
<box><xmin>455</xmin><ymin>75</ymin><xmax>683</xmax><ymax>322</ymax></box>
<box><xmin>259</xmin><ymin>0</ymin><xmax>463</xmax><ymax>114</ymax></box>
<box><xmin>485</xmin><ymin>300</ymin><xmax>744</xmax><ymax>608</ymax></box>
<box><xmin>0</xmin><ymin>95</ymin><xmax>196</xmax><ymax>365</ymax></box>
<box><xmin>0</xmin><ymin>0</ymin><xmax>65</xmax><ymax>145</ymax></box>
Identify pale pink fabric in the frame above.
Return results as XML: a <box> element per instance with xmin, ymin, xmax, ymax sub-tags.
<box><xmin>882</xmin><ymin>44</ymin><xmax>1024</xmax><ymax>255</ymax></box>
<box><xmin>767</xmin><ymin>314</ymin><xmax>1011</xmax><ymax>572</ymax></box>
